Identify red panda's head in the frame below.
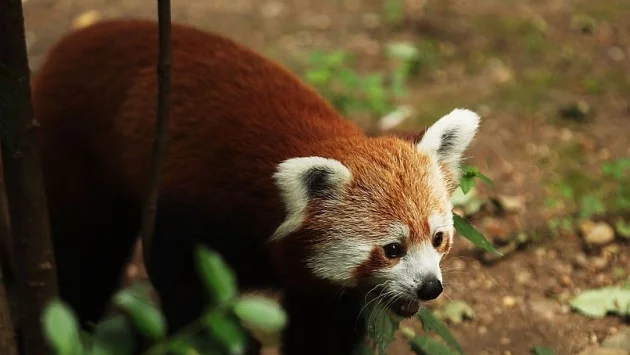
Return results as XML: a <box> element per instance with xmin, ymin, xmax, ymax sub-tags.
<box><xmin>270</xmin><ymin>109</ymin><xmax>480</xmax><ymax>318</ymax></box>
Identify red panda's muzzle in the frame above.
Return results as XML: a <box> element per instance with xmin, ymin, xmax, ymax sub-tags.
<box><xmin>392</xmin><ymin>298</ymin><xmax>420</xmax><ymax>318</ymax></box>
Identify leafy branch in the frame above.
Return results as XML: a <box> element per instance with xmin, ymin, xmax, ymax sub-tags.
<box><xmin>42</xmin><ymin>246</ymin><xmax>287</xmax><ymax>355</ymax></box>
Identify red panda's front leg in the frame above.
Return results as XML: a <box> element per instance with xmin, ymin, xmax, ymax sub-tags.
<box><xmin>281</xmin><ymin>290</ymin><xmax>366</xmax><ymax>355</ymax></box>
<box><xmin>147</xmin><ymin>197</ymin><xmax>267</xmax><ymax>354</ymax></box>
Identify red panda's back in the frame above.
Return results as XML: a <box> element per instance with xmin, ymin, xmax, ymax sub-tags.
<box><xmin>34</xmin><ymin>19</ymin><xmax>363</xmax><ymax>226</ymax></box>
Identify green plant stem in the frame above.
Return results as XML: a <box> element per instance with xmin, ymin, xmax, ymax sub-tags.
<box><xmin>141</xmin><ymin>0</ymin><xmax>172</xmax><ymax>276</ymax></box>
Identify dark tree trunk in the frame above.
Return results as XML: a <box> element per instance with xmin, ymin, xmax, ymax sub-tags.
<box><xmin>0</xmin><ymin>268</ymin><xmax>18</xmax><ymax>355</ymax></box>
<box><xmin>0</xmin><ymin>169</ymin><xmax>17</xmax><ymax>355</ymax></box>
<box><xmin>141</xmin><ymin>0</ymin><xmax>173</xmax><ymax>277</ymax></box>
<box><xmin>0</xmin><ymin>0</ymin><xmax>59</xmax><ymax>354</ymax></box>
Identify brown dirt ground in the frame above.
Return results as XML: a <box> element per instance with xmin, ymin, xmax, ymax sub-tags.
<box><xmin>19</xmin><ymin>0</ymin><xmax>630</xmax><ymax>354</ymax></box>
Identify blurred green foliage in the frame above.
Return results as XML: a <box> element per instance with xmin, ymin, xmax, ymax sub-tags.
<box><xmin>43</xmin><ymin>246</ymin><xmax>286</xmax><ymax>355</ymax></box>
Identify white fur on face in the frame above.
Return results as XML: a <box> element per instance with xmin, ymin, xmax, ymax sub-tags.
<box><xmin>306</xmin><ymin>238</ymin><xmax>373</xmax><ymax>287</ymax></box>
<box><xmin>417</xmin><ymin>108</ymin><xmax>480</xmax><ymax>179</ymax></box>
<box><xmin>377</xmin><ymin>242</ymin><xmax>444</xmax><ymax>298</ymax></box>
<box><xmin>428</xmin><ymin>213</ymin><xmax>454</xmax><ymax>234</ymax></box>
<box><xmin>271</xmin><ymin>156</ymin><xmax>352</xmax><ymax>241</ymax></box>
<box><xmin>371</xmin><ymin>216</ymin><xmax>452</xmax><ymax>299</ymax></box>
<box><xmin>307</xmin><ymin>222</ymin><xmax>410</xmax><ymax>286</ymax></box>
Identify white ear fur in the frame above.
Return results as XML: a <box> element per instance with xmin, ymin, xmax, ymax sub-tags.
<box><xmin>271</xmin><ymin>157</ymin><xmax>352</xmax><ymax>241</ymax></box>
<box><xmin>417</xmin><ymin>108</ymin><xmax>480</xmax><ymax>178</ymax></box>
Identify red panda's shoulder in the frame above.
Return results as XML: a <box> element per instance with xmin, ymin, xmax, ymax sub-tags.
<box><xmin>34</xmin><ymin>19</ymin><xmax>367</xmax><ymax>204</ymax></box>
<box><xmin>34</xmin><ymin>19</ymin><xmax>361</xmax><ymax>140</ymax></box>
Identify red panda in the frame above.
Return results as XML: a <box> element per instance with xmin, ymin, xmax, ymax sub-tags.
<box><xmin>33</xmin><ymin>19</ymin><xmax>480</xmax><ymax>354</ymax></box>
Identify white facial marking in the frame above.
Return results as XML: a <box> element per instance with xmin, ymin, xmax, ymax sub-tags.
<box><xmin>379</xmin><ymin>222</ymin><xmax>410</xmax><ymax>245</ymax></box>
<box><xmin>417</xmin><ymin>108</ymin><xmax>480</xmax><ymax>178</ymax></box>
<box><xmin>406</xmin><ymin>243</ymin><xmax>443</xmax><ymax>282</ymax></box>
<box><xmin>377</xmin><ymin>242</ymin><xmax>443</xmax><ymax>297</ymax></box>
<box><xmin>271</xmin><ymin>156</ymin><xmax>352</xmax><ymax>241</ymax></box>
<box><xmin>306</xmin><ymin>239</ymin><xmax>373</xmax><ymax>287</ymax></box>
<box><xmin>428</xmin><ymin>213</ymin><xmax>453</xmax><ymax>233</ymax></box>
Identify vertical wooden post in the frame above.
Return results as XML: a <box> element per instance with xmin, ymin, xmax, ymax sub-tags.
<box><xmin>0</xmin><ymin>162</ymin><xmax>17</xmax><ymax>355</ymax></box>
<box><xmin>0</xmin><ymin>0</ymin><xmax>59</xmax><ymax>354</ymax></box>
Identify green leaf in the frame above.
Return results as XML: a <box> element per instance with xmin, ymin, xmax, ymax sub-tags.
<box><xmin>383</xmin><ymin>0</ymin><xmax>404</xmax><ymax>25</ymax></box>
<box><xmin>579</xmin><ymin>195</ymin><xmax>606</xmax><ymax>218</ymax></box>
<box><xmin>232</xmin><ymin>296</ymin><xmax>287</xmax><ymax>333</ymax></box>
<box><xmin>461</xmin><ymin>166</ymin><xmax>494</xmax><ymax>187</ymax></box>
<box><xmin>390</xmin><ymin>69</ymin><xmax>409</xmax><ymax>98</ymax></box>
<box><xmin>42</xmin><ymin>299</ymin><xmax>84</xmax><ymax>355</ymax></box>
<box><xmin>91</xmin><ymin>314</ymin><xmax>136</xmax><ymax>355</ymax></box>
<box><xmin>458</xmin><ymin>166</ymin><xmax>493</xmax><ymax>197</ymax></box>
<box><xmin>308</xmin><ymin>51</ymin><xmax>326</xmax><ymax>65</ymax></box>
<box><xmin>615</xmin><ymin>218</ymin><xmax>630</xmax><ymax>239</ymax></box>
<box><xmin>365</xmin><ymin>305</ymin><xmax>399</xmax><ymax>354</ymax></box>
<box><xmin>475</xmin><ymin>171</ymin><xmax>494</xmax><ymax>186</ymax></box>
<box><xmin>433</xmin><ymin>300</ymin><xmax>475</xmax><ymax>324</ymax></box>
<box><xmin>408</xmin><ymin>335</ymin><xmax>458</xmax><ymax>355</ymax></box>
<box><xmin>204</xmin><ymin>312</ymin><xmax>246</xmax><ymax>355</ymax></box>
<box><xmin>570</xmin><ymin>287</ymin><xmax>630</xmax><ymax>318</ymax></box>
<box><xmin>113</xmin><ymin>287</ymin><xmax>166</xmax><ymax>340</ymax></box>
<box><xmin>165</xmin><ymin>336</ymin><xmax>200</xmax><ymax>355</ymax></box>
<box><xmin>363</xmin><ymin>73</ymin><xmax>385</xmax><ymax>87</ymax></box>
<box><xmin>351</xmin><ymin>341</ymin><xmax>376</xmax><ymax>355</ymax></box>
<box><xmin>417</xmin><ymin>308</ymin><xmax>464</xmax><ymax>355</ymax></box>
<box><xmin>559</xmin><ymin>185</ymin><xmax>574</xmax><ymax>199</ymax></box>
<box><xmin>459</xmin><ymin>176</ymin><xmax>475</xmax><ymax>194</ymax></box>
<box><xmin>309</xmin><ymin>50</ymin><xmax>351</xmax><ymax>70</ymax></box>
<box><xmin>338</xmin><ymin>68</ymin><xmax>360</xmax><ymax>88</ymax></box>
<box><xmin>453</xmin><ymin>213</ymin><xmax>500</xmax><ymax>254</ymax></box>
<box><xmin>602</xmin><ymin>158</ymin><xmax>630</xmax><ymax>179</ymax></box>
<box><xmin>305</xmin><ymin>69</ymin><xmax>332</xmax><ymax>86</ymax></box>
<box><xmin>617</xmin><ymin>195</ymin><xmax>630</xmax><ymax>210</ymax></box>
<box><xmin>531</xmin><ymin>346</ymin><xmax>556</xmax><ymax>355</ymax></box>
<box><xmin>195</xmin><ymin>245</ymin><xmax>237</xmax><ymax>304</ymax></box>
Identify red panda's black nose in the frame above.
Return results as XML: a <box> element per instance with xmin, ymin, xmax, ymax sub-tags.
<box><xmin>417</xmin><ymin>277</ymin><xmax>443</xmax><ymax>301</ymax></box>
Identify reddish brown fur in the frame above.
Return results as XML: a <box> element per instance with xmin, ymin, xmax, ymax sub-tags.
<box><xmin>33</xmin><ymin>19</ymin><xmax>447</xmax><ymax>354</ymax></box>
<box><xmin>354</xmin><ymin>247</ymin><xmax>398</xmax><ymax>281</ymax></box>
<box><xmin>303</xmin><ymin>139</ymin><xmax>449</xmax><ymax>242</ymax></box>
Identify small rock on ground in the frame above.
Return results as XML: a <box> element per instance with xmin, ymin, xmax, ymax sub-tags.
<box><xmin>581</xmin><ymin>221</ymin><xmax>616</xmax><ymax>246</ymax></box>
<box><xmin>493</xmin><ymin>195</ymin><xmax>526</xmax><ymax>214</ymax></box>
<box><xmin>528</xmin><ymin>298</ymin><xmax>559</xmax><ymax>321</ymax></box>
<box><xmin>603</xmin><ymin>327</ymin><xmax>630</xmax><ymax>351</ymax></box>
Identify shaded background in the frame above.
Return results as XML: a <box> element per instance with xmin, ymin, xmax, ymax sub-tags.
<box><xmin>22</xmin><ymin>0</ymin><xmax>630</xmax><ymax>354</ymax></box>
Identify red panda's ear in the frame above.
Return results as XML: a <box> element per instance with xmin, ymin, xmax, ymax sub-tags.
<box><xmin>270</xmin><ymin>157</ymin><xmax>352</xmax><ymax>240</ymax></box>
<box><xmin>416</xmin><ymin>109</ymin><xmax>480</xmax><ymax>185</ymax></box>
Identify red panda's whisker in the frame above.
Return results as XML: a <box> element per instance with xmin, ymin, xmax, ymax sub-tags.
<box><xmin>359</xmin><ymin>285</ymin><xmax>395</xmax><ymax>322</ymax></box>
<box><xmin>374</xmin><ymin>291</ymin><xmax>401</xmax><ymax>321</ymax></box>
<box><xmin>355</xmin><ymin>283</ymin><xmax>391</xmax><ymax>326</ymax></box>
<box><xmin>366</xmin><ymin>289</ymin><xmax>398</xmax><ymax>324</ymax></box>
<box><xmin>364</xmin><ymin>280</ymin><xmax>392</xmax><ymax>303</ymax></box>
<box><xmin>441</xmin><ymin>291</ymin><xmax>453</xmax><ymax>302</ymax></box>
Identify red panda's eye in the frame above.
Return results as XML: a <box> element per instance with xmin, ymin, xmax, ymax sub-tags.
<box><xmin>383</xmin><ymin>242</ymin><xmax>403</xmax><ymax>259</ymax></box>
<box><xmin>433</xmin><ymin>231</ymin><xmax>444</xmax><ymax>248</ymax></box>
